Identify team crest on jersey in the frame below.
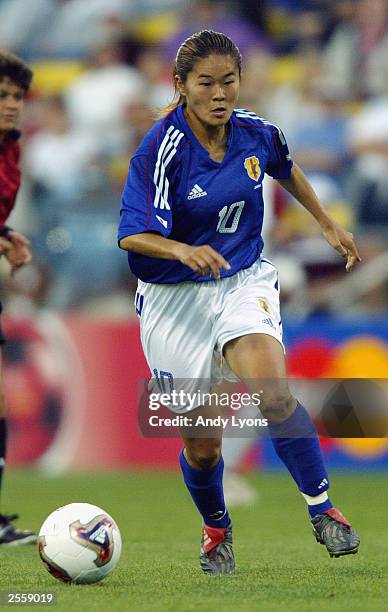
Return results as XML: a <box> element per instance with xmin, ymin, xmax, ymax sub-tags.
<box><xmin>244</xmin><ymin>156</ymin><xmax>261</xmax><ymax>182</ymax></box>
<box><xmin>258</xmin><ymin>298</ymin><xmax>270</xmax><ymax>314</ymax></box>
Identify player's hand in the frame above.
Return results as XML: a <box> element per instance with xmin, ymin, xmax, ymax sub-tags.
<box><xmin>320</xmin><ymin>220</ymin><xmax>361</xmax><ymax>272</ymax></box>
<box><xmin>7</xmin><ymin>230</ymin><xmax>31</xmax><ymax>248</ymax></box>
<box><xmin>175</xmin><ymin>244</ymin><xmax>231</xmax><ymax>279</ymax></box>
<box><xmin>4</xmin><ymin>241</ymin><xmax>32</xmax><ymax>275</ymax></box>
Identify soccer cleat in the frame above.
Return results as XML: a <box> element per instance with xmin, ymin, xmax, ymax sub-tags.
<box><xmin>200</xmin><ymin>523</ymin><xmax>235</xmax><ymax>575</ymax></box>
<box><xmin>0</xmin><ymin>513</ymin><xmax>37</xmax><ymax>546</ymax></box>
<box><xmin>311</xmin><ymin>508</ymin><xmax>360</xmax><ymax>558</ymax></box>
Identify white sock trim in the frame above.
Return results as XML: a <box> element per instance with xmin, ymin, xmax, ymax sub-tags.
<box><xmin>301</xmin><ymin>491</ymin><xmax>328</xmax><ymax>506</ymax></box>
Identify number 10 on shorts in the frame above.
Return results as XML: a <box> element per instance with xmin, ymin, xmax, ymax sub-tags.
<box><xmin>135</xmin><ymin>292</ymin><xmax>144</xmax><ymax>317</ymax></box>
<box><xmin>153</xmin><ymin>369</ymin><xmax>174</xmax><ymax>394</ymax></box>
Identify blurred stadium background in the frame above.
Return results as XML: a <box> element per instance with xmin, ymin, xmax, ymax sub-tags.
<box><xmin>0</xmin><ymin>0</ymin><xmax>387</xmax><ymax>475</ymax></box>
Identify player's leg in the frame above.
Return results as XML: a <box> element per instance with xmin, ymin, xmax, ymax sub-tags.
<box><xmin>224</xmin><ymin>333</ymin><xmax>360</xmax><ymax>557</ymax></box>
<box><xmin>180</xmin><ymin>409</ymin><xmax>228</xmax><ymax>527</ymax></box>
<box><xmin>137</xmin><ymin>281</ymin><xmax>234</xmax><ymax>573</ymax></box>
<box><xmin>0</xmin><ymin>344</ymin><xmax>36</xmax><ymax>545</ymax></box>
<box><xmin>180</xmin><ymin>415</ymin><xmax>234</xmax><ymax>575</ymax></box>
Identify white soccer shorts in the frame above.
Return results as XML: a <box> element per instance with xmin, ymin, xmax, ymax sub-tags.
<box><xmin>136</xmin><ymin>257</ymin><xmax>284</xmax><ymax>413</ymax></box>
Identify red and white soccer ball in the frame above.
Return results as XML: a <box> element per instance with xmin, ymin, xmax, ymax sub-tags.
<box><xmin>38</xmin><ymin>503</ymin><xmax>122</xmax><ymax>584</ymax></box>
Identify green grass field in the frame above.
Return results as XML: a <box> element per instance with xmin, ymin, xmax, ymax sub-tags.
<box><xmin>0</xmin><ymin>470</ymin><xmax>387</xmax><ymax>611</ymax></box>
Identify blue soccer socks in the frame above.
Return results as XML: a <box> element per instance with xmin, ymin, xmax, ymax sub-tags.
<box><xmin>268</xmin><ymin>402</ymin><xmax>334</xmax><ymax>517</ymax></box>
<box><xmin>179</xmin><ymin>449</ymin><xmax>231</xmax><ymax>528</ymax></box>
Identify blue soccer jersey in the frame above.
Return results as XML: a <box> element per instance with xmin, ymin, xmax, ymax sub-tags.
<box><xmin>118</xmin><ymin>105</ymin><xmax>293</xmax><ymax>283</ymax></box>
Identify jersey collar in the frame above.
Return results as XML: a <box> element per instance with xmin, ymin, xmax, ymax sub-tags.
<box><xmin>176</xmin><ymin>103</ymin><xmax>234</xmax><ymax>167</ymax></box>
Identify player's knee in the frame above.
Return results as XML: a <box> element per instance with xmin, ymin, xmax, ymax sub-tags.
<box><xmin>186</xmin><ymin>440</ymin><xmax>222</xmax><ymax>470</ymax></box>
<box><xmin>196</xmin><ymin>452</ymin><xmax>221</xmax><ymax>470</ymax></box>
<box><xmin>260</xmin><ymin>391</ymin><xmax>295</xmax><ymax>422</ymax></box>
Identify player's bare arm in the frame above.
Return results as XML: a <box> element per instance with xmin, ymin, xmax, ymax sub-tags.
<box><xmin>277</xmin><ymin>163</ymin><xmax>362</xmax><ymax>272</ymax></box>
<box><xmin>120</xmin><ymin>233</ymin><xmax>230</xmax><ymax>279</ymax></box>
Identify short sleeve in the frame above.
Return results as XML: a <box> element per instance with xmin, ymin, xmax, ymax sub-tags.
<box><xmin>118</xmin><ymin>154</ymin><xmax>173</xmax><ymax>243</ymax></box>
<box><xmin>265</xmin><ymin>123</ymin><xmax>293</xmax><ymax>180</ymax></box>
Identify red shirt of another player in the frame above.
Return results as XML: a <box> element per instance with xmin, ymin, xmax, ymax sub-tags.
<box><xmin>0</xmin><ymin>129</ymin><xmax>21</xmax><ymax>228</ymax></box>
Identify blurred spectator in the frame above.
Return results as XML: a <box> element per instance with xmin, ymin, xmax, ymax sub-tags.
<box><xmin>323</xmin><ymin>0</ymin><xmax>388</xmax><ymax>97</ymax></box>
<box><xmin>293</xmin><ymin>3</ymin><xmax>340</xmax><ymax>51</ymax></box>
<box><xmin>163</xmin><ymin>0</ymin><xmax>268</xmax><ymax>61</ymax></box>
<box><xmin>0</xmin><ymin>0</ymin><xmax>187</xmax><ymax>59</ymax></box>
<box><xmin>0</xmin><ymin>0</ymin><xmax>57</xmax><ymax>57</ymax></box>
<box><xmin>135</xmin><ymin>46</ymin><xmax>175</xmax><ymax>111</ymax></box>
<box><xmin>23</xmin><ymin>96</ymin><xmax>128</xmax><ymax>308</ymax></box>
<box><xmin>65</xmin><ymin>42</ymin><xmax>145</xmax><ymax>150</ymax></box>
<box><xmin>236</xmin><ymin>0</ymin><xmax>334</xmax><ymax>54</ymax></box>
<box><xmin>227</xmin><ymin>0</ymin><xmax>266</xmax><ymax>33</ymax></box>
<box><xmin>237</xmin><ymin>49</ymin><xmax>274</xmax><ymax>112</ymax></box>
<box><xmin>24</xmin><ymin>96</ymin><xmax>102</xmax><ymax>205</ymax></box>
<box><xmin>291</xmin><ymin>82</ymin><xmax>350</xmax><ymax>188</ymax></box>
<box><xmin>242</xmin><ymin>47</ymin><xmax>324</xmax><ymax>142</ymax></box>
<box><xmin>108</xmin><ymin>100</ymin><xmax>156</xmax><ymax>188</ymax></box>
<box><xmin>38</xmin><ymin>0</ymin><xmax>135</xmax><ymax>59</ymax></box>
<box><xmin>348</xmin><ymin>94</ymin><xmax>388</xmax><ymax>229</ymax></box>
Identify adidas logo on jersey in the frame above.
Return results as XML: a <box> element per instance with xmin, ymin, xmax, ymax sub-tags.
<box><xmin>188</xmin><ymin>184</ymin><xmax>207</xmax><ymax>200</ymax></box>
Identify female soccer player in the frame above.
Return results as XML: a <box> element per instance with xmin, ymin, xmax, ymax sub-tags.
<box><xmin>0</xmin><ymin>51</ymin><xmax>35</xmax><ymax>544</ymax></box>
<box><xmin>118</xmin><ymin>30</ymin><xmax>361</xmax><ymax>574</ymax></box>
